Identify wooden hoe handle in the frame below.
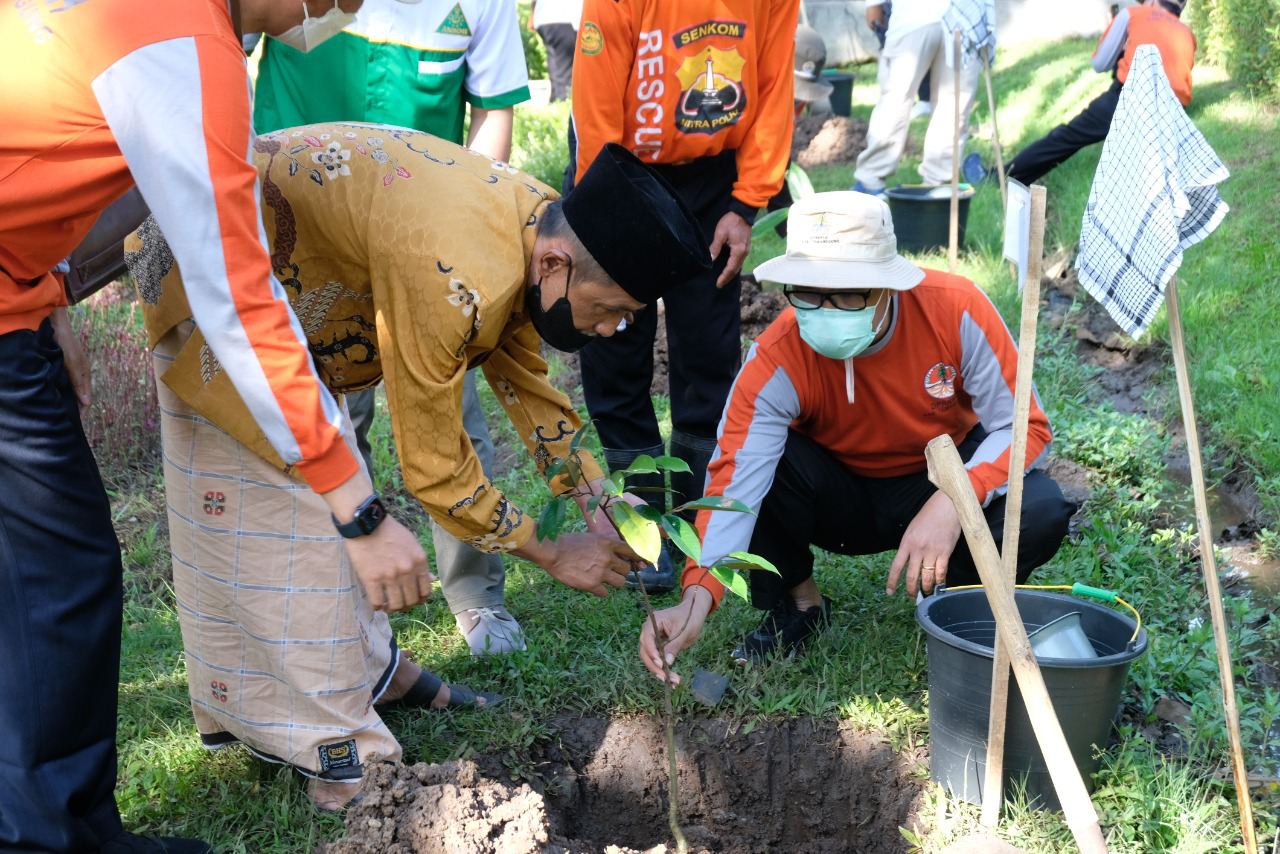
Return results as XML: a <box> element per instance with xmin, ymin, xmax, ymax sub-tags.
<box><xmin>926</xmin><ymin>435</ymin><xmax>1109</xmax><ymax>854</ymax></box>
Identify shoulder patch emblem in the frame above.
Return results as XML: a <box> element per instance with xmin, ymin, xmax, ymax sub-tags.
<box><xmin>580</xmin><ymin>21</ymin><xmax>604</xmax><ymax>55</ymax></box>
<box><xmin>436</xmin><ymin>3</ymin><xmax>472</xmax><ymax>36</ymax></box>
<box><xmin>924</xmin><ymin>362</ymin><xmax>958</xmax><ymax>400</ymax></box>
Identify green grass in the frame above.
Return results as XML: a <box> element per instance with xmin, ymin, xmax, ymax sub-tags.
<box><xmin>111</xmin><ymin>35</ymin><xmax>1280</xmax><ymax>853</ymax></box>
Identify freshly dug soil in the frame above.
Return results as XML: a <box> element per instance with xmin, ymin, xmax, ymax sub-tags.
<box><xmin>790</xmin><ymin>115</ymin><xmax>869</xmax><ymax>168</ymax></box>
<box><xmin>320</xmin><ymin>715</ymin><xmax>928</xmax><ymax>854</ymax></box>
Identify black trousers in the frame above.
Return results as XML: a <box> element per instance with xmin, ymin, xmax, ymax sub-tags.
<box><xmin>746</xmin><ymin>430</ymin><xmax>1074</xmax><ymax>611</ymax></box>
<box><xmin>0</xmin><ymin>322</ymin><xmax>125</xmax><ymax>850</ymax></box>
<box><xmin>1006</xmin><ymin>80</ymin><xmax>1122</xmax><ymax>186</ymax></box>
<box><xmin>538</xmin><ymin>23</ymin><xmax>577</xmax><ymax>102</ymax></box>
<box><xmin>570</xmin><ymin>146</ymin><xmax>742</xmax><ymax>453</ymax></box>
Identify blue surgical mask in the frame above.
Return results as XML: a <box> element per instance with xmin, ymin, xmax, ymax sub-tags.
<box><xmin>795</xmin><ymin>296</ymin><xmax>887</xmax><ymax>359</ymax></box>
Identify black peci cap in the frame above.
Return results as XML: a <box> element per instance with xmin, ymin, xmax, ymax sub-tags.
<box><xmin>561</xmin><ymin>143</ymin><xmax>712</xmax><ymax>304</ymax></box>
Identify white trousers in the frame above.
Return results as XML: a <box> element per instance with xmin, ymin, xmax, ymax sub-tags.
<box><xmin>854</xmin><ymin>22</ymin><xmax>981</xmax><ymax>189</ymax></box>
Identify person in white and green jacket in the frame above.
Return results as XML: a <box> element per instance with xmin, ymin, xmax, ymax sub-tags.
<box><xmin>252</xmin><ymin>0</ymin><xmax>532</xmax><ymax>657</ymax></box>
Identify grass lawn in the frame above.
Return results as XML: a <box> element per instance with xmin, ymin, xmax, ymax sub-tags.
<box><xmin>104</xmin><ymin>35</ymin><xmax>1279</xmax><ymax>853</ymax></box>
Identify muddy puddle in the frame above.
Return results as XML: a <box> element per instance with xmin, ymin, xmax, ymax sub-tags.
<box><xmin>319</xmin><ymin>715</ymin><xmax>927</xmax><ymax>854</ymax></box>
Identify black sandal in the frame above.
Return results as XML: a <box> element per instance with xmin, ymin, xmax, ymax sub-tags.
<box><xmin>378</xmin><ymin>667</ymin><xmax>503</xmax><ymax>711</ymax></box>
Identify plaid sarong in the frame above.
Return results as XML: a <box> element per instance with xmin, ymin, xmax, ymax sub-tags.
<box><xmin>1076</xmin><ymin>44</ymin><xmax>1229</xmax><ymax>338</ymax></box>
<box><xmin>943</xmin><ymin>0</ymin><xmax>996</xmax><ymax>68</ymax></box>
<box><xmin>154</xmin><ymin>323</ymin><xmax>402</xmax><ymax>779</ymax></box>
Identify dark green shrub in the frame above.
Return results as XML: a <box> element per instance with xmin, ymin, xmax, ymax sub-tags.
<box><xmin>1184</xmin><ymin>0</ymin><xmax>1280</xmax><ymax>97</ymax></box>
<box><xmin>518</xmin><ymin>1</ymin><xmax>548</xmax><ymax>81</ymax></box>
<box><xmin>512</xmin><ymin>101</ymin><xmax>572</xmax><ymax>190</ymax></box>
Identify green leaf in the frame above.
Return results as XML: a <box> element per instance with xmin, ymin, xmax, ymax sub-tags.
<box><xmin>654</xmin><ymin>455</ymin><xmax>692</xmax><ymax>474</ymax></box>
<box><xmin>671</xmin><ymin>495</ymin><xmax>754</xmax><ymax>515</ymax></box>
<box><xmin>633</xmin><ymin>503</ymin><xmax>663</xmax><ymax>522</ymax></box>
<box><xmin>568</xmin><ymin>419</ymin><xmax>592</xmax><ymax>453</ymax></box>
<box><xmin>712</xmin><ymin>551</ymin><xmax>780</xmax><ymax>576</ymax></box>
<box><xmin>600</xmin><ymin>476</ymin><xmax>623</xmax><ymax>497</ymax></box>
<box><xmin>751</xmin><ymin>207</ymin><xmax>789</xmax><ymax>238</ymax></box>
<box><xmin>709</xmin><ymin>565</ymin><xmax>750</xmax><ymax>601</ymax></box>
<box><xmin>658</xmin><ymin>514</ymin><xmax>701</xmax><ymax>564</ymax></box>
<box><xmin>543</xmin><ymin>458</ymin><xmax>569</xmax><ymax>483</ymax></box>
<box><xmin>622</xmin><ymin>454</ymin><xmax>658</xmax><ymax>475</ymax></box>
<box><xmin>559</xmin><ymin>457</ymin><xmax>584</xmax><ymax>488</ymax></box>
<box><xmin>613</xmin><ymin>501</ymin><xmax>661</xmax><ymax>565</ymax></box>
<box><xmin>786</xmin><ymin>163</ymin><xmax>815</xmax><ymax>200</ymax></box>
<box><xmin>586</xmin><ymin>494</ymin><xmax>602</xmax><ymax>514</ymax></box>
<box><xmin>537</xmin><ymin>498</ymin><xmax>567</xmax><ymax>542</ymax></box>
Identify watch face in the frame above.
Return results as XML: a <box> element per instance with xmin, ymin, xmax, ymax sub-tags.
<box><xmin>357</xmin><ymin>498</ymin><xmax>387</xmax><ymax>534</ymax></box>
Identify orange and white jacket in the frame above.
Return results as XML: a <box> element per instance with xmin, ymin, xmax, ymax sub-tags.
<box><xmin>1093</xmin><ymin>4</ymin><xmax>1196</xmax><ymax>106</ymax></box>
<box><xmin>570</xmin><ymin>0</ymin><xmax>800</xmax><ymax>216</ymax></box>
<box><xmin>683</xmin><ymin>270</ymin><xmax>1054</xmax><ymax>608</ymax></box>
<box><xmin>0</xmin><ymin>0</ymin><xmax>358</xmax><ymax>493</ymax></box>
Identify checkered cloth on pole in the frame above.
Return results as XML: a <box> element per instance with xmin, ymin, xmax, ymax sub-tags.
<box><xmin>1076</xmin><ymin>45</ymin><xmax>1229</xmax><ymax>339</ymax></box>
<box><xmin>943</xmin><ymin>0</ymin><xmax>996</xmax><ymax>68</ymax></box>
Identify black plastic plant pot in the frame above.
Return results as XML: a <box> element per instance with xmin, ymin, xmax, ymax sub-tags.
<box><xmin>915</xmin><ymin>588</ymin><xmax>1148</xmax><ymax>811</ymax></box>
<box><xmin>885</xmin><ymin>184</ymin><xmax>976</xmax><ymax>253</ymax></box>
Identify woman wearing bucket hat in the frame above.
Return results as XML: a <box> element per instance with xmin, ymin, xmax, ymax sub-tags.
<box><xmin>639</xmin><ymin>191</ymin><xmax>1074</xmax><ymax>677</ymax></box>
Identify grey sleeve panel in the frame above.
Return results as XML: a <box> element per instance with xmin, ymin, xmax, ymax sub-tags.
<box><xmin>1092</xmin><ymin>8</ymin><xmax>1129</xmax><ymax>73</ymax></box>
<box><xmin>700</xmin><ymin>356</ymin><xmax>802</xmax><ymax>569</ymax></box>
<box><xmin>958</xmin><ymin>306</ymin><xmax>1050</xmax><ymax>507</ymax></box>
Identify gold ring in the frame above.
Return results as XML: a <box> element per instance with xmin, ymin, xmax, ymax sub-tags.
<box><xmin>922</xmin><ymin>565</ymin><xmax>936</xmax><ymax>571</ymax></box>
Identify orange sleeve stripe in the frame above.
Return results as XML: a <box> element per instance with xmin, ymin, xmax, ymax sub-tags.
<box><xmin>194</xmin><ymin>37</ymin><xmax>359</xmax><ymax>493</ymax></box>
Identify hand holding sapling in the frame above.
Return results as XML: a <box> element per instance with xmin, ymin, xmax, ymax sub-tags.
<box><xmin>639</xmin><ymin>586</ymin><xmax>715</xmax><ymax>683</ymax></box>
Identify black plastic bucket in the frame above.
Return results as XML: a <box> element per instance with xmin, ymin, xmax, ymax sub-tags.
<box><xmin>915</xmin><ymin>589</ymin><xmax>1147</xmax><ymax>811</ymax></box>
<box><xmin>885</xmin><ymin>184</ymin><xmax>975</xmax><ymax>253</ymax></box>
<box><xmin>822</xmin><ymin>71</ymin><xmax>855</xmax><ymax>117</ymax></box>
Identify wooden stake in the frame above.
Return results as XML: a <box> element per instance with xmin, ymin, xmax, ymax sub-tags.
<box><xmin>981</xmin><ymin>46</ymin><xmax>1007</xmax><ymax>211</ymax></box>
<box><xmin>949</xmin><ymin>28</ymin><xmax>963</xmax><ymax>274</ymax></box>
<box><xmin>1166</xmin><ymin>277</ymin><xmax>1260</xmax><ymax>854</ymax></box>
<box><xmin>980</xmin><ymin>183</ymin><xmax>1048</xmax><ymax>826</ymax></box>
<box><xmin>927</xmin><ymin>435</ymin><xmax>1109</xmax><ymax>854</ymax></box>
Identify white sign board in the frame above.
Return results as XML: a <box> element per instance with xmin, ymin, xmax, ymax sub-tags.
<box><xmin>1003</xmin><ymin>178</ymin><xmax>1031</xmax><ymax>293</ymax></box>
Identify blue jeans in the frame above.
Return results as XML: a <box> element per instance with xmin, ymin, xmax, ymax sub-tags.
<box><xmin>0</xmin><ymin>321</ymin><xmax>125</xmax><ymax>850</ymax></box>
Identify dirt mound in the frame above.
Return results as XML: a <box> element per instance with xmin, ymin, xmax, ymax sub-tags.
<box><xmin>319</xmin><ymin>759</ymin><xmax>567</xmax><ymax>854</ymax></box>
<box><xmin>322</xmin><ymin>715</ymin><xmax>927</xmax><ymax>854</ymax></box>
<box><xmin>791</xmin><ymin>115</ymin><xmax>869</xmax><ymax>168</ymax></box>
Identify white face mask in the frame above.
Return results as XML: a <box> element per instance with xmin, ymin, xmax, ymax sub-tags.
<box><xmin>270</xmin><ymin>1</ymin><xmax>355</xmax><ymax>53</ymax></box>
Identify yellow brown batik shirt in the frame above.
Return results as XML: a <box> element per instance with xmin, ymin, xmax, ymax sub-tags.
<box><xmin>127</xmin><ymin>122</ymin><xmax>603</xmax><ymax>553</ymax></box>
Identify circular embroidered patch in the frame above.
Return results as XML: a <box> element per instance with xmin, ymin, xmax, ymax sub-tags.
<box><xmin>580</xmin><ymin>21</ymin><xmax>604</xmax><ymax>55</ymax></box>
<box><xmin>924</xmin><ymin>362</ymin><xmax>958</xmax><ymax>399</ymax></box>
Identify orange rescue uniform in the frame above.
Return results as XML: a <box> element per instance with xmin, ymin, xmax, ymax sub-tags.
<box><xmin>0</xmin><ymin>0</ymin><xmax>359</xmax><ymax>492</ymax></box>
<box><xmin>570</xmin><ymin>0</ymin><xmax>800</xmax><ymax>212</ymax></box>
<box><xmin>1102</xmin><ymin>4</ymin><xmax>1196</xmax><ymax>105</ymax></box>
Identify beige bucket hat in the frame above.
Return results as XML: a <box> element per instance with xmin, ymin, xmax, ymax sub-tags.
<box><xmin>753</xmin><ymin>191</ymin><xmax>926</xmax><ymax>290</ymax></box>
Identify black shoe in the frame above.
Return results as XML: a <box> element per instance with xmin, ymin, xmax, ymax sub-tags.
<box><xmin>625</xmin><ymin>545</ymin><xmax>676</xmax><ymax>594</ymax></box>
<box><xmin>731</xmin><ymin>595</ymin><xmax>832</xmax><ymax>665</ymax></box>
<box><xmin>103</xmin><ymin>831</ymin><xmax>212</xmax><ymax>854</ymax></box>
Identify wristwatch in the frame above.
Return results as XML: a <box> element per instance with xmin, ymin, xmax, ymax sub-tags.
<box><xmin>332</xmin><ymin>494</ymin><xmax>388</xmax><ymax>539</ymax></box>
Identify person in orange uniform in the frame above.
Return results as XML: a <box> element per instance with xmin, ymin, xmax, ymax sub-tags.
<box><xmin>566</xmin><ymin>0</ymin><xmax>801</xmax><ymax>592</ymax></box>
<box><xmin>638</xmin><ymin>192</ymin><xmax>1074</xmax><ymax>678</ymax></box>
<box><xmin>1006</xmin><ymin>0</ymin><xmax>1195</xmax><ymax>185</ymax></box>
<box><xmin>0</xmin><ymin>1</ymin><xmax>438</xmax><ymax>850</ymax></box>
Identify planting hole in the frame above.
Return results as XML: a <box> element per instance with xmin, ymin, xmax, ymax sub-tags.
<box><xmin>322</xmin><ymin>715</ymin><xmax>926</xmax><ymax>853</ymax></box>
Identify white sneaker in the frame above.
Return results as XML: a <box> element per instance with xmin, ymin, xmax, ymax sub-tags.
<box><xmin>911</xmin><ymin>100</ymin><xmax>934</xmax><ymax>120</ymax></box>
<box><xmin>456</xmin><ymin>606</ymin><xmax>527</xmax><ymax>655</ymax></box>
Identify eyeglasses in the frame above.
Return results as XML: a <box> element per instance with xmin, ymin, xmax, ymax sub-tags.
<box><xmin>784</xmin><ymin>287</ymin><xmax>877</xmax><ymax>311</ymax></box>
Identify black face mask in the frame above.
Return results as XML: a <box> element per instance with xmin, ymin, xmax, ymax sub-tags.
<box><xmin>526</xmin><ymin>259</ymin><xmax>595</xmax><ymax>353</ymax></box>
